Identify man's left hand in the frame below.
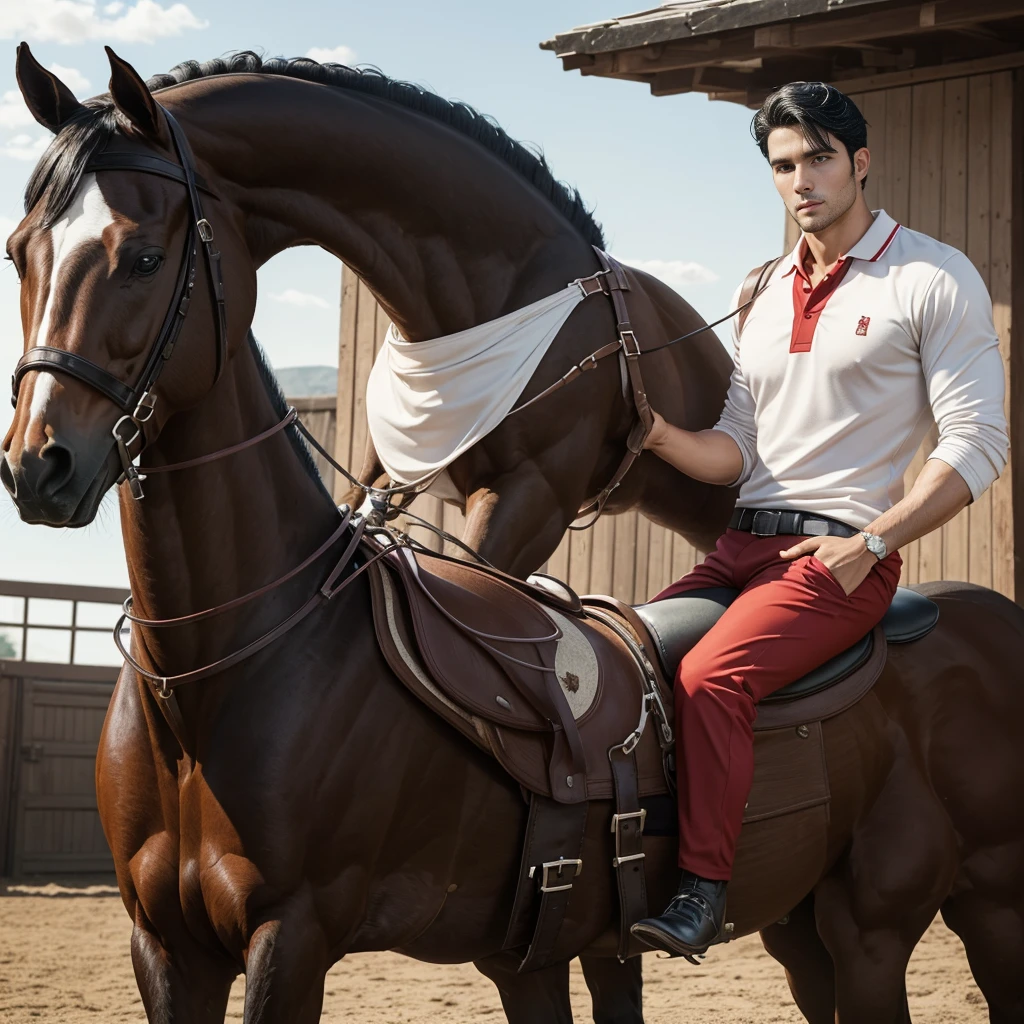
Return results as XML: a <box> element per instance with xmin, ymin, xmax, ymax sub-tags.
<box><xmin>779</xmin><ymin>534</ymin><xmax>878</xmax><ymax>596</ymax></box>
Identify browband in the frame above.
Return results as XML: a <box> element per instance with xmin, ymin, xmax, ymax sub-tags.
<box><xmin>84</xmin><ymin>151</ymin><xmax>218</xmax><ymax>198</ymax></box>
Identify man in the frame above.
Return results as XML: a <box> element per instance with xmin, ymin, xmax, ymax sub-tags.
<box><xmin>629</xmin><ymin>81</ymin><xmax>1009</xmax><ymax>959</ymax></box>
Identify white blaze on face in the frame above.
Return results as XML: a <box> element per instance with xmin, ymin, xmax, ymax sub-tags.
<box><xmin>28</xmin><ymin>174</ymin><xmax>116</xmax><ymax>429</ymax></box>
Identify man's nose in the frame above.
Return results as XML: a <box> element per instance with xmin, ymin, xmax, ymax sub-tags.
<box><xmin>793</xmin><ymin>168</ymin><xmax>814</xmax><ymax>194</ymax></box>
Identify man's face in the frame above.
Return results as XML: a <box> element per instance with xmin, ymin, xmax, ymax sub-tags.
<box><xmin>766</xmin><ymin>126</ymin><xmax>868</xmax><ymax>234</ymax></box>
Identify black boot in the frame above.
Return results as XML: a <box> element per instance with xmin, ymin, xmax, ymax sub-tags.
<box><xmin>629</xmin><ymin>871</ymin><xmax>727</xmax><ymax>960</ymax></box>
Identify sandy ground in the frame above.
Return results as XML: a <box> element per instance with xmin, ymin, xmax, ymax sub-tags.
<box><xmin>0</xmin><ymin>881</ymin><xmax>986</xmax><ymax>1023</ymax></box>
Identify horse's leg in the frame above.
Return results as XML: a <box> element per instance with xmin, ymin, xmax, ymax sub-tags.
<box><xmin>130</xmin><ymin>909</ymin><xmax>236</xmax><ymax>1024</ymax></box>
<box><xmin>759</xmin><ymin>895</ymin><xmax>835</xmax><ymax>1024</ymax></box>
<box><xmin>461</xmin><ymin>474</ymin><xmax>572</xmax><ymax>577</ymax></box>
<box><xmin>474</xmin><ymin>951</ymin><xmax>574</xmax><ymax>1024</ymax></box>
<box><xmin>941</xmin><ymin>887</ymin><xmax>1024</xmax><ymax>1023</ymax></box>
<box><xmin>813</xmin><ymin>878</ymin><xmax>919</xmax><ymax>1024</ymax></box>
<box><xmin>579</xmin><ymin>955</ymin><xmax>644</xmax><ymax>1024</ymax></box>
<box><xmin>242</xmin><ymin>900</ymin><xmax>330</xmax><ymax>1024</ymax></box>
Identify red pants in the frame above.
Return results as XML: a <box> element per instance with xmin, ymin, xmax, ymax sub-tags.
<box><xmin>652</xmin><ymin>529</ymin><xmax>902</xmax><ymax>880</ymax></box>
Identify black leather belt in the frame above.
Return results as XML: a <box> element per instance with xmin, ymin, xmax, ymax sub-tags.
<box><xmin>729</xmin><ymin>507</ymin><xmax>859</xmax><ymax>539</ymax></box>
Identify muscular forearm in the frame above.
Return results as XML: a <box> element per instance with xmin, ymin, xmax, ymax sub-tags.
<box><xmin>865</xmin><ymin>458</ymin><xmax>972</xmax><ymax>552</ymax></box>
<box><xmin>643</xmin><ymin>413</ymin><xmax>744</xmax><ymax>486</ymax></box>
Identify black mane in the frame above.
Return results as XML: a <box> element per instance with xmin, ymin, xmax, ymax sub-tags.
<box><xmin>25</xmin><ymin>51</ymin><xmax>605</xmax><ymax>247</ymax></box>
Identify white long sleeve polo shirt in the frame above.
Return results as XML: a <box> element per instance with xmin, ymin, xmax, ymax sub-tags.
<box><xmin>714</xmin><ymin>209</ymin><xmax>1009</xmax><ymax>530</ymax></box>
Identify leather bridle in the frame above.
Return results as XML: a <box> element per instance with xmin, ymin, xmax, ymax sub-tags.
<box><xmin>11</xmin><ymin>106</ymin><xmax>227</xmax><ymax>499</ymax></box>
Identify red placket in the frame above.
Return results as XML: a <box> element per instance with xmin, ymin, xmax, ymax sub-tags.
<box><xmin>789</xmin><ymin>254</ymin><xmax>854</xmax><ymax>353</ymax></box>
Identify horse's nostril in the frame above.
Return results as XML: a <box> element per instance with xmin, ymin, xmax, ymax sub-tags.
<box><xmin>38</xmin><ymin>442</ymin><xmax>76</xmax><ymax>494</ymax></box>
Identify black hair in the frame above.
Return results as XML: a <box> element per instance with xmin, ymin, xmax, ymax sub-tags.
<box><xmin>26</xmin><ymin>51</ymin><xmax>604</xmax><ymax>247</ymax></box>
<box><xmin>751</xmin><ymin>82</ymin><xmax>868</xmax><ymax>189</ymax></box>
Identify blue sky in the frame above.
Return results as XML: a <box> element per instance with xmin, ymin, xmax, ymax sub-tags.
<box><xmin>0</xmin><ymin>0</ymin><xmax>784</xmax><ymax>587</ymax></box>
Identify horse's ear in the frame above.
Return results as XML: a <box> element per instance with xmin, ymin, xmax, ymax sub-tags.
<box><xmin>105</xmin><ymin>46</ymin><xmax>164</xmax><ymax>142</ymax></box>
<box><xmin>15</xmin><ymin>42</ymin><xmax>85</xmax><ymax>133</ymax></box>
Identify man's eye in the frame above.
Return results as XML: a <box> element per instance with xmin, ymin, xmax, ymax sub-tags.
<box><xmin>133</xmin><ymin>254</ymin><xmax>163</xmax><ymax>276</ymax></box>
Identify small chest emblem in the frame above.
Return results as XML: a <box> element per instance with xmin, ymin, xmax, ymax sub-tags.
<box><xmin>855</xmin><ymin>316</ymin><xmax>871</xmax><ymax>337</ymax></box>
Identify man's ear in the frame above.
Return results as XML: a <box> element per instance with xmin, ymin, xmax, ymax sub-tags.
<box><xmin>15</xmin><ymin>42</ymin><xmax>85</xmax><ymax>133</ymax></box>
<box><xmin>854</xmin><ymin>146</ymin><xmax>871</xmax><ymax>184</ymax></box>
<box><xmin>106</xmin><ymin>45</ymin><xmax>166</xmax><ymax>142</ymax></box>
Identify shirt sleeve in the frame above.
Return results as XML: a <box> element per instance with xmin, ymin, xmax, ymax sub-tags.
<box><xmin>918</xmin><ymin>251</ymin><xmax>1009</xmax><ymax>501</ymax></box>
<box><xmin>712</xmin><ymin>282</ymin><xmax>758</xmax><ymax>487</ymax></box>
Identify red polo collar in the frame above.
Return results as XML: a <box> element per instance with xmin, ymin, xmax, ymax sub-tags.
<box><xmin>781</xmin><ymin>216</ymin><xmax>901</xmax><ymax>354</ymax></box>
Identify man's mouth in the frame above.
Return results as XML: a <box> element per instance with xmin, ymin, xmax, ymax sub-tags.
<box><xmin>797</xmin><ymin>200</ymin><xmax>823</xmax><ymax>212</ymax></box>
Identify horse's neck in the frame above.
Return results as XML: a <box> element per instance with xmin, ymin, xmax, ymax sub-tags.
<box><xmin>119</xmin><ymin>344</ymin><xmax>339</xmax><ymax>682</ymax></box>
<box><xmin>179</xmin><ymin>78</ymin><xmax>592</xmax><ymax>341</ymax></box>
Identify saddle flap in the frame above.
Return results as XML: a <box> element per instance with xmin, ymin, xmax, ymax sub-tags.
<box><xmin>391</xmin><ymin>546</ymin><xmax>565</xmax><ymax>730</ymax></box>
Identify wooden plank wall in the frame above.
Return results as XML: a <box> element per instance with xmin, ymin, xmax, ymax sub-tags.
<box><xmin>288</xmin><ymin>396</ymin><xmax>338</xmax><ymax>493</ymax></box>
<box><xmin>840</xmin><ymin>74</ymin><xmax>1014</xmax><ymax>597</ymax></box>
<box><xmin>332</xmin><ymin>71</ymin><xmax>1016</xmax><ymax>602</ymax></box>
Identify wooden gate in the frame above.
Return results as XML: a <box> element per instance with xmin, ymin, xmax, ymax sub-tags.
<box><xmin>0</xmin><ymin>580</ymin><xmax>126</xmax><ymax>877</ymax></box>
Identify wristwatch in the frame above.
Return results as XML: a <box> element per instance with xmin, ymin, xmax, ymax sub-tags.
<box><xmin>860</xmin><ymin>531</ymin><xmax>887</xmax><ymax>560</ymax></box>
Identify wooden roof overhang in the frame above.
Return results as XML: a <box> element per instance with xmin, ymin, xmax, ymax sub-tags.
<box><xmin>541</xmin><ymin>0</ymin><xmax>1024</xmax><ymax>105</ymax></box>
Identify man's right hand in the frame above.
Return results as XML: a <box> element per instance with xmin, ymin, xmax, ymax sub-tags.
<box><xmin>644</xmin><ymin>410</ymin><xmax>670</xmax><ymax>450</ymax></box>
<box><xmin>641</xmin><ymin>409</ymin><xmax>745</xmax><ymax>487</ymax></box>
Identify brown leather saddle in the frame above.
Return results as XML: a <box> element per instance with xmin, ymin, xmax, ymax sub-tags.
<box><xmin>364</xmin><ymin>531</ymin><xmax>940</xmax><ymax>969</ymax></box>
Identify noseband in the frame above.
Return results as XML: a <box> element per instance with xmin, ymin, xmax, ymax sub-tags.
<box><xmin>10</xmin><ymin>107</ymin><xmax>227</xmax><ymax>499</ymax></box>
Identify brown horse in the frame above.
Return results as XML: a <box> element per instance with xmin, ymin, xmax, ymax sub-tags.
<box><xmin>1</xmin><ymin>45</ymin><xmax>736</xmax><ymax>576</ymax></box>
<box><xmin>6</xmin><ymin>46</ymin><xmax>1024</xmax><ymax>1024</ymax></box>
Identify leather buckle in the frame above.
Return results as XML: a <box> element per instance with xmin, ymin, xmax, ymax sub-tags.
<box><xmin>751</xmin><ymin>510</ymin><xmax>782</xmax><ymax>536</ymax></box>
<box><xmin>620</xmin><ymin>329</ymin><xmax>641</xmax><ymax>358</ymax></box>
<box><xmin>572</xmin><ymin>269</ymin><xmax>609</xmax><ymax>298</ymax></box>
<box><xmin>610</xmin><ymin>809</ymin><xmax>647</xmax><ymax>867</ymax></box>
<box><xmin>529</xmin><ymin>857</ymin><xmax>583</xmax><ymax>893</ymax></box>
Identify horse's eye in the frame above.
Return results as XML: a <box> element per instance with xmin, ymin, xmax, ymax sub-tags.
<box><xmin>133</xmin><ymin>254</ymin><xmax>163</xmax><ymax>276</ymax></box>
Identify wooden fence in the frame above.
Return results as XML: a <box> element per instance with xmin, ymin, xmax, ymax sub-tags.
<box><xmin>0</xmin><ymin>580</ymin><xmax>127</xmax><ymax>876</ymax></box>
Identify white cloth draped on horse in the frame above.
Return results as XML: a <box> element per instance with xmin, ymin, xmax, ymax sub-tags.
<box><xmin>365</xmin><ymin>283</ymin><xmax>587</xmax><ymax>488</ymax></box>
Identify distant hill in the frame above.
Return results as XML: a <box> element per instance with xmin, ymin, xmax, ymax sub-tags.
<box><xmin>273</xmin><ymin>365</ymin><xmax>338</xmax><ymax>397</ymax></box>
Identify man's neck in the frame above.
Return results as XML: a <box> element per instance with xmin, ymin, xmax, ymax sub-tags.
<box><xmin>800</xmin><ymin>200</ymin><xmax>876</xmax><ymax>272</ymax></box>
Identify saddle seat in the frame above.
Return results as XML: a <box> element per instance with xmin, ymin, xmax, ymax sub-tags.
<box><xmin>634</xmin><ymin>586</ymin><xmax>940</xmax><ymax>704</ymax></box>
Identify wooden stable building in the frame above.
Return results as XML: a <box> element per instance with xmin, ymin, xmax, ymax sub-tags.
<box><xmin>539</xmin><ymin>0</ymin><xmax>1024</xmax><ymax>602</ymax></box>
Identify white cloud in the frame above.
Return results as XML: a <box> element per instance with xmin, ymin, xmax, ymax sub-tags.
<box><xmin>271</xmin><ymin>289</ymin><xmax>331</xmax><ymax>310</ymax></box>
<box><xmin>306</xmin><ymin>45</ymin><xmax>357</xmax><ymax>65</ymax></box>
<box><xmin>1</xmin><ymin>133</ymin><xmax>48</xmax><ymax>161</ymax></box>
<box><xmin>622</xmin><ymin>257</ymin><xmax>719</xmax><ymax>295</ymax></box>
<box><xmin>0</xmin><ymin>90</ymin><xmax>33</xmax><ymax>130</ymax></box>
<box><xmin>0</xmin><ymin>1</ymin><xmax>207</xmax><ymax>46</ymax></box>
<box><xmin>48</xmin><ymin>63</ymin><xmax>90</xmax><ymax>93</ymax></box>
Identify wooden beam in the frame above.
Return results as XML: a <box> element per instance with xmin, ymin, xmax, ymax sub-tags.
<box><xmin>541</xmin><ymin>0</ymin><xmax>901</xmax><ymax>57</ymax></box>
<box><xmin>650</xmin><ymin>65</ymin><xmax>755</xmax><ymax>97</ymax></box>
<box><xmin>780</xmin><ymin>0</ymin><xmax>1024</xmax><ymax>50</ymax></box>
<box><xmin>829</xmin><ymin>48</ymin><xmax>1024</xmax><ymax>91</ymax></box>
<box><xmin>1012</xmin><ymin>67</ymin><xmax>1024</xmax><ymax>601</ymax></box>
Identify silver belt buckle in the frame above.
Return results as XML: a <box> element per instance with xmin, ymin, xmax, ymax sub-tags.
<box><xmin>750</xmin><ymin>510</ymin><xmax>782</xmax><ymax>536</ymax></box>
<box><xmin>802</xmin><ymin>518</ymin><xmax>829</xmax><ymax>537</ymax></box>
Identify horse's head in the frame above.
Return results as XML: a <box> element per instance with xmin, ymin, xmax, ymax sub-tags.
<box><xmin>2</xmin><ymin>44</ymin><xmax>256</xmax><ymax>526</ymax></box>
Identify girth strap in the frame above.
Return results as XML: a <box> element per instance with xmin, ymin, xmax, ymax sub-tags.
<box><xmin>504</xmin><ymin>795</ymin><xmax>588</xmax><ymax>972</ymax></box>
<box><xmin>609</xmin><ymin>744</ymin><xmax>648</xmax><ymax>961</ymax></box>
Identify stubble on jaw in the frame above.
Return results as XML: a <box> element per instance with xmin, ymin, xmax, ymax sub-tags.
<box><xmin>789</xmin><ymin>172</ymin><xmax>859</xmax><ymax>235</ymax></box>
